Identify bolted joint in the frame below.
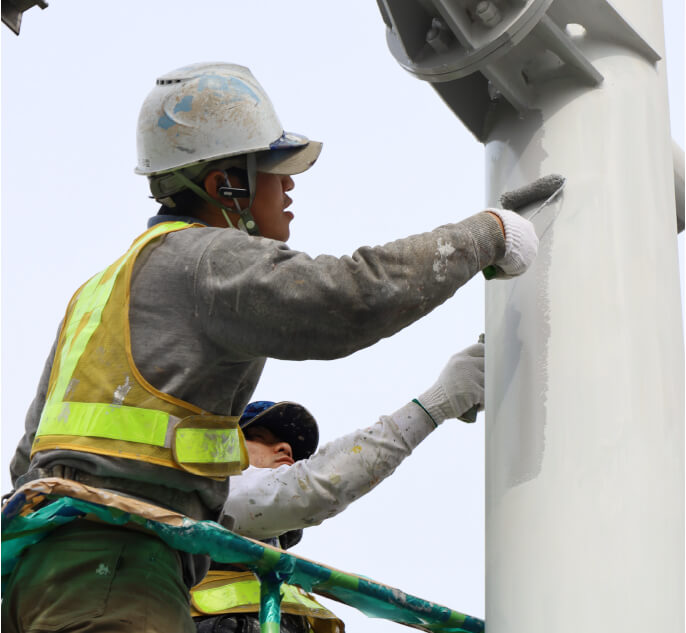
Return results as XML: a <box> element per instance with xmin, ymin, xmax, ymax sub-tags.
<box><xmin>475</xmin><ymin>1</ymin><xmax>502</xmax><ymax>27</ymax></box>
<box><xmin>426</xmin><ymin>18</ymin><xmax>452</xmax><ymax>54</ymax></box>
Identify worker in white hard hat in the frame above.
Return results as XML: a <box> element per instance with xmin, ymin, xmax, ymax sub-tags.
<box><xmin>4</xmin><ymin>62</ymin><xmax>537</xmax><ymax>632</ymax></box>
<box><xmin>136</xmin><ymin>63</ymin><xmax>322</xmax><ymax>240</ymax></box>
<box><xmin>191</xmin><ymin>343</ymin><xmax>485</xmax><ymax>633</ymax></box>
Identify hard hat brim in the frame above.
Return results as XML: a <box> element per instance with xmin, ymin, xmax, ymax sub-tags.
<box><xmin>257</xmin><ymin>137</ymin><xmax>323</xmax><ymax>176</ymax></box>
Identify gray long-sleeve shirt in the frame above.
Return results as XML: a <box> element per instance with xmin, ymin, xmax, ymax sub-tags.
<box><xmin>11</xmin><ymin>212</ymin><xmax>504</xmax><ymax>519</ymax></box>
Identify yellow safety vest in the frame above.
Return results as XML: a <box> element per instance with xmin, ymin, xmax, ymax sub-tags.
<box><xmin>31</xmin><ymin>221</ymin><xmax>249</xmax><ymax>479</ymax></box>
<box><xmin>191</xmin><ymin>570</ymin><xmax>344</xmax><ymax>633</ymax></box>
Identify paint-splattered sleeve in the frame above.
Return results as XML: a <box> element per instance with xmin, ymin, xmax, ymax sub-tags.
<box><xmin>194</xmin><ymin>212</ymin><xmax>505</xmax><ymax>361</ymax></box>
<box><xmin>224</xmin><ymin>402</ymin><xmax>435</xmax><ymax>539</ymax></box>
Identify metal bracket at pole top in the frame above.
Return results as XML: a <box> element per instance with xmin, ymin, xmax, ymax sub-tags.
<box><xmin>377</xmin><ymin>0</ymin><xmax>660</xmax><ymax>141</ymax></box>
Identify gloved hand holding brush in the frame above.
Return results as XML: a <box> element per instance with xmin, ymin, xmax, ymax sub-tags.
<box><xmin>483</xmin><ymin>174</ymin><xmax>566</xmax><ymax>279</ymax></box>
<box><xmin>486</xmin><ymin>208</ymin><xmax>539</xmax><ymax>278</ymax></box>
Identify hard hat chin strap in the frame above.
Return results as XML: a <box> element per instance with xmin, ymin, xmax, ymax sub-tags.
<box><xmin>226</xmin><ymin>153</ymin><xmax>260</xmax><ymax>236</ymax></box>
<box><xmin>174</xmin><ymin>154</ymin><xmax>260</xmax><ymax>236</ymax></box>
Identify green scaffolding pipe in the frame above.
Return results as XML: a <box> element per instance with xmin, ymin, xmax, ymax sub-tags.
<box><xmin>259</xmin><ymin>573</ymin><xmax>284</xmax><ymax>633</ymax></box>
<box><xmin>2</xmin><ymin>493</ymin><xmax>484</xmax><ymax>633</ymax></box>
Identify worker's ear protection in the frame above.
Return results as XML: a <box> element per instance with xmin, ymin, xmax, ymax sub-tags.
<box><xmin>218</xmin><ymin>172</ymin><xmax>250</xmax><ymax>200</ymax></box>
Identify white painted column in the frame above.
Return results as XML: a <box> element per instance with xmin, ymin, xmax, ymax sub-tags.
<box><xmin>484</xmin><ymin>1</ymin><xmax>684</xmax><ymax>631</ymax></box>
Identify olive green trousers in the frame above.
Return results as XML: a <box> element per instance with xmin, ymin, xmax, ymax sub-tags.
<box><xmin>1</xmin><ymin>519</ymin><xmax>196</xmax><ymax>633</ymax></box>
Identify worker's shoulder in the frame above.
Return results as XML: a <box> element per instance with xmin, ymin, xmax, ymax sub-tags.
<box><xmin>135</xmin><ymin>224</ymin><xmax>281</xmax><ymax>274</ymax></box>
<box><xmin>145</xmin><ymin>224</ymin><xmax>243</xmax><ymax>257</ymax></box>
<box><xmin>160</xmin><ymin>224</ymin><xmax>260</xmax><ymax>247</ymax></box>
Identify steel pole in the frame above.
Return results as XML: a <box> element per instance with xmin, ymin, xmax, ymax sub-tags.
<box><xmin>484</xmin><ymin>1</ymin><xmax>684</xmax><ymax>631</ymax></box>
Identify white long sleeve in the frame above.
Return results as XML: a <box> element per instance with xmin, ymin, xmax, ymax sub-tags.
<box><xmin>225</xmin><ymin>402</ymin><xmax>436</xmax><ymax>539</ymax></box>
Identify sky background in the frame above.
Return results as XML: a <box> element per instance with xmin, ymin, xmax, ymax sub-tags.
<box><xmin>2</xmin><ymin>2</ymin><xmax>683</xmax><ymax>630</ymax></box>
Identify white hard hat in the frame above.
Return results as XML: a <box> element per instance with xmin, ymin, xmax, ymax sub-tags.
<box><xmin>135</xmin><ymin>62</ymin><xmax>322</xmax><ymax>180</ymax></box>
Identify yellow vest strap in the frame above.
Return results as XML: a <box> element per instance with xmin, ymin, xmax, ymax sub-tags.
<box><xmin>46</xmin><ymin>221</ymin><xmax>189</xmax><ymax>409</ymax></box>
<box><xmin>37</xmin><ymin>402</ymin><xmax>175</xmax><ymax>446</ymax></box>
<box><xmin>34</xmin><ymin>402</ymin><xmax>244</xmax><ymax>477</ymax></box>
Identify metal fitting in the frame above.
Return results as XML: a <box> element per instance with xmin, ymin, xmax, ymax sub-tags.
<box><xmin>475</xmin><ymin>1</ymin><xmax>502</xmax><ymax>27</ymax></box>
<box><xmin>426</xmin><ymin>18</ymin><xmax>452</xmax><ymax>53</ymax></box>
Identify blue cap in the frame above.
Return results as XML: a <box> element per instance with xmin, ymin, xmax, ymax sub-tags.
<box><xmin>239</xmin><ymin>401</ymin><xmax>319</xmax><ymax>461</ymax></box>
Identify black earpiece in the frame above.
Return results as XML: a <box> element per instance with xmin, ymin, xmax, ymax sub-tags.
<box><xmin>218</xmin><ymin>185</ymin><xmax>250</xmax><ymax>199</ymax></box>
<box><xmin>218</xmin><ymin>174</ymin><xmax>250</xmax><ymax>199</ymax></box>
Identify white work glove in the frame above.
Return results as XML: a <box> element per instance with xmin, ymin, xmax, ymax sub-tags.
<box><xmin>487</xmin><ymin>208</ymin><xmax>539</xmax><ymax>278</ymax></box>
<box><xmin>415</xmin><ymin>342</ymin><xmax>484</xmax><ymax>425</ymax></box>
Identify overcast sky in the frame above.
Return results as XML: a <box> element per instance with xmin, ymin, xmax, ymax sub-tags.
<box><xmin>2</xmin><ymin>2</ymin><xmax>683</xmax><ymax>630</ymax></box>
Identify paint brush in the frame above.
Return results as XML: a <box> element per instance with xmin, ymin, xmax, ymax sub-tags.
<box><xmin>483</xmin><ymin>174</ymin><xmax>566</xmax><ymax>280</ymax></box>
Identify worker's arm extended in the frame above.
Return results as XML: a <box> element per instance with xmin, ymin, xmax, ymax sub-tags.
<box><xmin>225</xmin><ymin>343</ymin><xmax>484</xmax><ymax>539</ymax></box>
<box><xmin>194</xmin><ymin>210</ymin><xmax>536</xmax><ymax>360</ymax></box>
<box><xmin>134</xmin><ymin>212</ymin><xmax>512</xmax><ymax>363</ymax></box>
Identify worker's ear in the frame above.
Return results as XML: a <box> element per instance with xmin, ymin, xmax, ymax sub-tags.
<box><xmin>204</xmin><ymin>170</ymin><xmax>235</xmax><ymax>207</ymax></box>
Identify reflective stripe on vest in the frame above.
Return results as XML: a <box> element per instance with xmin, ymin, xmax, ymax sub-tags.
<box><xmin>190</xmin><ymin>570</ymin><xmax>344</xmax><ymax>632</ymax></box>
<box><xmin>32</xmin><ymin>221</ymin><xmax>248</xmax><ymax>478</ymax></box>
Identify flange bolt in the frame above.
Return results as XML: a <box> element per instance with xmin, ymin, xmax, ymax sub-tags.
<box><xmin>475</xmin><ymin>1</ymin><xmax>502</xmax><ymax>27</ymax></box>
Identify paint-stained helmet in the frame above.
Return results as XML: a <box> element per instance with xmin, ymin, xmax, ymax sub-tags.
<box><xmin>135</xmin><ymin>62</ymin><xmax>322</xmax><ymax>201</ymax></box>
